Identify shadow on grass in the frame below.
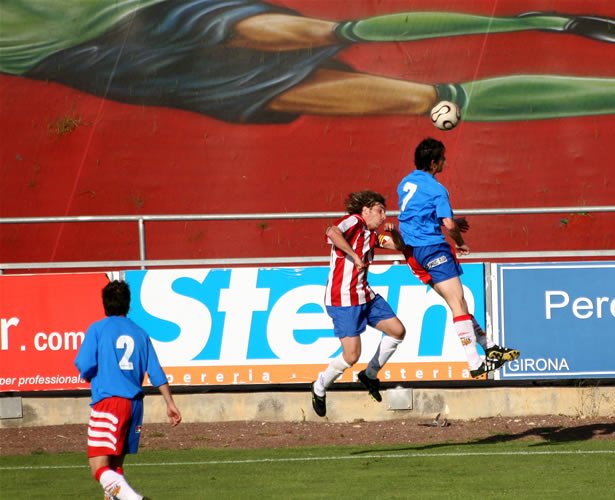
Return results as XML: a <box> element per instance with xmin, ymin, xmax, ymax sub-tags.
<box><xmin>350</xmin><ymin>422</ymin><xmax>615</xmax><ymax>454</ymax></box>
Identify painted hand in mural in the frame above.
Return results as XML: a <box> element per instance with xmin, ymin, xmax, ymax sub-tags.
<box><xmin>2</xmin><ymin>0</ymin><xmax>615</xmax><ymax>124</ymax></box>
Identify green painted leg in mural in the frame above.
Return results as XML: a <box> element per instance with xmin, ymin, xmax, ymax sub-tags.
<box><xmin>436</xmin><ymin>75</ymin><xmax>615</xmax><ymax>122</ymax></box>
<box><xmin>335</xmin><ymin>12</ymin><xmax>615</xmax><ymax>44</ymax></box>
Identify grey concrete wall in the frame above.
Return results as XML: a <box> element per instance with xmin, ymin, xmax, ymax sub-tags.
<box><xmin>2</xmin><ymin>386</ymin><xmax>614</xmax><ymax>428</ymax></box>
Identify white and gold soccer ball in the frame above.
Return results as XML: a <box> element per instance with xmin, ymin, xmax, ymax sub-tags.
<box><xmin>430</xmin><ymin>101</ymin><xmax>461</xmax><ymax>131</ymax></box>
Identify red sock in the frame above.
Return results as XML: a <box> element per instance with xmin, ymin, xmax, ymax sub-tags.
<box><xmin>95</xmin><ymin>466</ymin><xmax>112</xmax><ymax>482</ymax></box>
<box><xmin>454</xmin><ymin>315</ymin><xmax>481</xmax><ymax>370</ymax></box>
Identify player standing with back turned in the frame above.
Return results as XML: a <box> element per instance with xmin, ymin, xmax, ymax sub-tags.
<box><xmin>397</xmin><ymin>138</ymin><xmax>519</xmax><ymax>378</ymax></box>
<box><xmin>75</xmin><ymin>280</ymin><xmax>181</xmax><ymax>500</ymax></box>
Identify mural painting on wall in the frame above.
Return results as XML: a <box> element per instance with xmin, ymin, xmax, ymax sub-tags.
<box><xmin>1</xmin><ymin>0</ymin><xmax>614</xmax><ymax>262</ymax></box>
<box><xmin>3</xmin><ymin>0</ymin><xmax>615</xmax><ymax>124</ymax></box>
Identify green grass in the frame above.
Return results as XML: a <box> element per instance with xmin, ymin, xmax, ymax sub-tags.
<box><xmin>1</xmin><ymin>440</ymin><xmax>614</xmax><ymax>499</ymax></box>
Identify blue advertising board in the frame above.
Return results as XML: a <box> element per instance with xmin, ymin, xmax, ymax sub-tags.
<box><xmin>121</xmin><ymin>263</ymin><xmax>486</xmax><ymax>385</ymax></box>
<box><xmin>495</xmin><ymin>262</ymin><xmax>615</xmax><ymax>380</ymax></box>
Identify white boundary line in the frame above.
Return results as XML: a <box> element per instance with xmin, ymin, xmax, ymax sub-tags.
<box><xmin>2</xmin><ymin>449</ymin><xmax>614</xmax><ymax>470</ymax></box>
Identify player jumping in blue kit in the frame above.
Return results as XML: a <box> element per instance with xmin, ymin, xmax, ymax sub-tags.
<box><xmin>397</xmin><ymin>138</ymin><xmax>520</xmax><ymax>378</ymax></box>
<box><xmin>75</xmin><ymin>280</ymin><xmax>181</xmax><ymax>500</ymax></box>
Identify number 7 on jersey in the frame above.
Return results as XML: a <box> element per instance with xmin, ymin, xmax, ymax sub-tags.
<box><xmin>400</xmin><ymin>181</ymin><xmax>418</xmax><ymax>211</ymax></box>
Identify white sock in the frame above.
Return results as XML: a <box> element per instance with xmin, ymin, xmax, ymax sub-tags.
<box><xmin>314</xmin><ymin>355</ymin><xmax>351</xmax><ymax>396</ymax></box>
<box><xmin>472</xmin><ymin>315</ymin><xmax>495</xmax><ymax>350</ymax></box>
<box><xmin>99</xmin><ymin>469</ymin><xmax>143</xmax><ymax>500</ymax></box>
<box><xmin>454</xmin><ymin>315</ymin><xmax>482</xmax><ymax>370</ymax></box>
<box><xmin>366</xmin><ymin>335</ymin><xmax>402</xmax><ymax>379</ymax></box>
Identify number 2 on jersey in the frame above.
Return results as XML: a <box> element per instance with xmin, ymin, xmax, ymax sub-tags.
<box><xmin>400</xmin><ymin>181</ymin><xmax>418</xmax><ymax>211</ymax></box>
<box><xmin>117</xmin><ymin>335</ymin><xmax>135</xmax><ymax>370</ymax></box>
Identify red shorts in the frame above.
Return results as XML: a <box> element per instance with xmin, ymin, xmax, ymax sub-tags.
<box><xmin>87</xmin><ymin>397</ymin><xmax>143</xmax><ymax>457</ymax></box>
<box><xmin>402</xmin><ymin>246</ymin><xmax>432</xmax><ymax>284</ymax></box>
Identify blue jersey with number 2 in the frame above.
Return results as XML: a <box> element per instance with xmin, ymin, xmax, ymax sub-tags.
<box><xmin>397</xmin><ymin>169</ymin><xmax>454</xmax><ymax>246</ymax></box>
<box><xmin>75</xmin><ymin>316</ymin><xmax>167</xmax><ymax>405</ymax></box>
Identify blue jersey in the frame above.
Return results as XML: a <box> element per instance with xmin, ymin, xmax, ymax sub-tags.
<box><xmin>75</xmin><ymin>316</ymin><xmax>168</xmax><ymax>405</ymax></box>
<box><xmin>397</xmin><ymin>169</ymin><xmax>454</xmax><ymax>246</ymax></box>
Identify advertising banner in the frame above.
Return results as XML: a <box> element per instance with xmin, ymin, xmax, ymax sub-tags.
<box><xmin>494</xmin><ymin>262</ymin><xmax>615</xmax><ymax>380</ymax></box>
<box><xmin>125</xmin><ymin>263</ymin><xmax>486</xmax><ymax>386</ymax></box>
<box><xmin>0</xmin><ymin>273</ymin><xmax>109</xmax><ymax>392</ymax></box>
<box><xmin>0</xmin><ymin>264</ymin><xmax>486</xmax><ymax>391</ymax></box>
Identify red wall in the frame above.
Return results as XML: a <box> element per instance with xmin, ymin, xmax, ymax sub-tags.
<box><xmin>1</xmin><ymin>0</ymin><xmax>614</xmax><ymax>267</ymax></box>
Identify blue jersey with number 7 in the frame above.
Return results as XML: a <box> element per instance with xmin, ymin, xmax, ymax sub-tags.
<box><xmin>397</xmin><ymin>169</ymin><xmax>454</xmax><ymax>246</ymax></box>
<box><xmin>75</xmin><ymin>316</ymin><xmax>167</xmax><ymax>405</ymax></box>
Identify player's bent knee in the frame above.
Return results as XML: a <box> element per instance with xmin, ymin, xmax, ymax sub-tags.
<box><xmin>343</xmin><ymin>353</ymin><xmax>360</xmax><ymax>366</ymax></box>
<box><xmin>348</xmin><ymin>355</ymin><xmax>360</xmax><ymax>366</ymax></box>
<box><xmin>391</xmin><ymin>327</ymin><xmax>406</xmax><ymax>341</ymax></box>
<box><xmin>385</xmin><ymin>320</ymin><xmax>406</xmax><ymax>340</ymax></box>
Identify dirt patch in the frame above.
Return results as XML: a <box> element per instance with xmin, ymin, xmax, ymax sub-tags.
<box><xmin>2</xmin><ymin>416</ymin><xmax>615</xmax><ymax>456</ymax></box>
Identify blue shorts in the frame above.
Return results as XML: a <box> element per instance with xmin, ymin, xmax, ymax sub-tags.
<box><xmin>326</xmin><ymin>294</ymin><xmax>396</xmax><ymax>338</ymax></box>
<box><xmin>411</xmin><ymin>242</ymin><xmax>463</xmax><ymax>285</ymax></box>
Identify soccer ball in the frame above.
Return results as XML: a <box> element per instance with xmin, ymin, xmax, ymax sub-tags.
<box><xmin>430</xmin><ymin>101</ymin><xmax>460</xmax><ymax>131</ymax></box>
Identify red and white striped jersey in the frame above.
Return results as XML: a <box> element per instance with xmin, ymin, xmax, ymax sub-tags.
<box><xmin>325</xmin><ymin>214</ymin><xmax>387</xmax><ymax>307</ymax></box>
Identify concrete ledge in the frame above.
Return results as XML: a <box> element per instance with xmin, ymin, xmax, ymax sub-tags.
<box><xmin>2</xmin><ymin>386</ymin><xmax>614</xmax><ymax>428</ymax></box>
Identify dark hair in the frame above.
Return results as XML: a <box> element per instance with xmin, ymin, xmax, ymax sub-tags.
<box><xmin>415</xmin><ymin>137</ymin><xmax>445</xmax><ymax>171</ymax></box>
<box><xmin>102</xmin><ymin>280</ymin><xmax>131</xmax><ymax>316</ymax></box>
<box><xmin>345</xmin><ymin>190</ymin><xmax>386</xmax><ymax>214</ymax></box>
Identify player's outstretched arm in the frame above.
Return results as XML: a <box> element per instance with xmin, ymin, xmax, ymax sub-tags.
<box><xmin>454</xmin><ymin>217</ymin><xmax>470</xmax><ymax>233</ymax></box>
<box><xmin>379</xmin><ymin>224</ymin><xmax>406</xmax><ymax>251</ymax></box>
<box><xmin>158</xmin><ymin>383</ymin><xmax>182</xmax><ymax>427</ymax></box>
<box><xmin>442</xmin><ymin>217</ymin><xmax>470</xmax><ymax>255</ymax></box>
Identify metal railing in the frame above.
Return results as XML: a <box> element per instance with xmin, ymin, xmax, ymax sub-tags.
<box><xmin>1</xmin><ymin>205</ymin><xmax>614</xmax><ymax>271</ymax></box>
